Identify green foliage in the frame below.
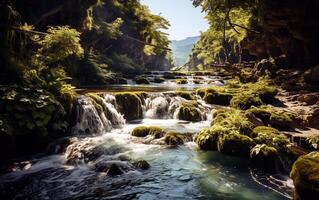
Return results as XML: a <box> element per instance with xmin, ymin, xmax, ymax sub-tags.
<box><xmin>35</xmin><ymin>26</ymin><xmax>84</xmax><ymax>65</ymax></box>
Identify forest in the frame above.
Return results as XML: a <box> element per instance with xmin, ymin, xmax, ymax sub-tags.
<box><xmin>0</xmin><ymin>0</ymin><xmax>319</xmax><ymax>199</ymax></box>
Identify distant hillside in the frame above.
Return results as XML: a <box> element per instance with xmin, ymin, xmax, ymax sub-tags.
<box><xmin>171</xmin><ymin>36</ymin><xmax>199</xmax><ymax>66</ymax></box>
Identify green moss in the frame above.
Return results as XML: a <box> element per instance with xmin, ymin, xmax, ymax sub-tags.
<box><xmin>290</xmin><ymin>151</ymin><xmax>319</xmax><ymax>200</ymax></box>
<box><xmin>115</xmin><ymin>92</ymin><xmax>143</xmax><ymax>120</ymax></box>
<box><xmin>196</xmin><ymin>87</ymin><xmax>234</xmax><ymax>106</ymax></box>
<box><xmin>230</xmin><ymin>93</ymin><xmax>262</xmax><ymax>110</ymax></box>
<box><xmin>87</xmin><ymin>93</ymin><xmax>105</xmax><ymax>114</ymax></box>
<box><xmin>248</xmin><ymin>106</ymin><xmax>296</xmax><ymax>129</ymax></box>
<box><xmin>175</xmin><ymin>91</ymin><xmax>194</xmax><ymax>100</ymax></box>
<box><xmin>131</xmin><ymin>126</ymin><xmax>165</xmax><ymax>138</ymax></box>
<box><xmin>212</xmin><ymin>109</ymin><xmax>253</xmax><ymax>134</ymax></box>
<box><xmin>134</xmin><ymin>77</ymin><xmax>150</xmax><ymax>84</ymax></box>
<box><xmin>177</xmin><ymin>102</ymin><xmax>202</xmax><ymax>122</ymax></box>
<box><xmin>217</xmin><ymin>131</ymin><xmax>255</xmax><ymax>157</ymax></box>
<box><xmin>176</xmin><ymin>79</ymin><xmax>188</xmax><ymax>84</ymax></box>
<box><xmin>252</xmin><ymin>126</ymin><xmax>290</xmax><ymax>148</ymax></box>
<box><xmin>164</xmin><ymin>131</ymin><xmax>192</xmax><ymax>146</ymax></box>
<box><xmin>250</xmin><ymin>144</ymin><xmax>279</xmax><ymax>171</ymax></box>
<box><xmin>195</xmin><ymin>125</ymin><xmax>231</xmax><ymax>151</ymax></box>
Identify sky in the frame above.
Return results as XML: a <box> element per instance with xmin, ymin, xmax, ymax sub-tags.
<box><xmin>140</xmin><ymin>0</ymin><xmax>208</xmax><ymax>41</ymax></box>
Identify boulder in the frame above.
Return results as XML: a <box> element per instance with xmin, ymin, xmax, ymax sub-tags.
<box><xmin>134</xmin><ymin>77</ymin><xmax>150</xmax><ymax>84</ymax></box>
<box><xmin>115</xmin><ymin>92</ymin><xmax>143</xmax><ymax>120</ymax></box>
<box><xmin>304</xmin><ymin>65</ymin><xmax>319</xmax><ymax>84</ymax></box>
<box><xmin>250</xmin><ymin>144</ymin><xmax>280</xmax><ymax>172</ymax></box>
<box><xmin>106</xmin><ymin>163</ymin><xmax>124</xmax><ymax>176</ymax></box>
<box><xmin>131</xmin><ymin>126</ymin><xmax>165</xmax><ymax>138</ymax></box>
<box><xmin>177</xmin><ymin>102</ymin><xmax>202</xmax><ymax>122</ymax></box>
<box><xmin>217</xmin><ymin>132</ymin><xmax>255</xmax><ymax>157</ymax></box>
<box><xmin>133</xmin><ymin>160</ymin><xmax>150</xmax><ymax>170</ymax></box>
<box><xmin>290</xmin><ymin>151</ymin><xmax>319</xmax><ymax>200</ymax></box>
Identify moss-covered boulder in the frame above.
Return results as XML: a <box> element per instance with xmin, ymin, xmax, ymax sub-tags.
<box><xmin>175</xmin><ymin>91</ymin><xmax>194</xmax><ymax>100</ymax></box>
<box><xmin>252</xmin><ymin>126</ymin><xmax>290</xmax><ymax>148</ymax></box>
<box><xmin>217</xmin><ymin>132</ymin><xmax>255</xmax><ymax>157</ymax></box>
<box><xmin>163</xmin><ymin>72</ymin><xmax>175</xmax><ymax>79</ymax></box>
<box><xmin>196</xmin><ymin>87</ymin><xmax>233</xmax><ymax>106</ymax></box>
<box><xmin>250</xmin><ymin>144</ymin><xmax>280</xmax><ymax>171</ymax></box>
<box><xmin>131</xmin><ymin>126</ymin><xmax>165</xmax><ymax>138</ymax></box>
<box><xmin>248</xmin><ymin>106</ymin><xmax>298</xmax><ymax>130</ymax></box>
<box><xmin>153</xmin><ymin>77</ymin><xmax>165</xmax><ymax>83</ymax></box>
<box><xmin>230</xmin><ymin>93</ymin><xmax>262</xmax><ymax>110</ymax></box>
<box><xmin>177</xmin><ymin>102</ymin><xmax>202</xmax><ymax>122</ymax></box>
<box><xmin>134</xmin><ymin>77</ymin><xmax>150</xmax><ymax>84</ymax></box>
<box><xmin>115</xmin><ymin>92</ymin><xmax>143</xmax><ymax>121</ymax></box>
<box><xmin>212</xmin><ymin>109</ymin><xmax>253</xmax><ymax>134</ymax></box>
<box><xmin>176</xmin><ymin>79</ymin><xmax>188</xmax><ymax>84</ymax></box>
<box><xmin>195</xmin><ymin>125</ymin><xmax>231</xmax><ymax>151</ymax></box>
<box><xmin>290</xmin><ymin>151</ymin><xmax>319</xmax><ymax>200</ymax></box>
<box><xmin>164</xmin><ymin>131</ymin><xmax>192</xmax><ymax>146</ymax></box>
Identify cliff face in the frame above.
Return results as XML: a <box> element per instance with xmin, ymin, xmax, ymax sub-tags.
<box><xmin>242</xmin><ymin>0</ymin><xmax>319</xmax><ymax>68</ymax></box>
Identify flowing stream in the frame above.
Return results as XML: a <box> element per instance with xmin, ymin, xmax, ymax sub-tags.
<box><xmin>0</xmin><ymin>72</ymin><xmax>293</xmax><ymax>200</ymax></box>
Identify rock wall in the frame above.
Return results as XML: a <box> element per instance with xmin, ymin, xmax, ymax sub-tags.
<box><xmin>242</xmin><ymin>0</ymin><xmax>319</xmax><ymax>68</ymax></box>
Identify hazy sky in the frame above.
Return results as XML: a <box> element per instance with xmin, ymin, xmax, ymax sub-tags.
<box><xmin>140</xmin><ymin>0</ymin><xmax>208</xmax><ymax>41</ymax></box>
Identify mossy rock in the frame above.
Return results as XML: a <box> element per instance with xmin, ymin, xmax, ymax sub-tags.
<box><xmin>177</xmin><ymin>102</ymin><xmax>202</xmax><ymax>122</ymax></box>
<box><xmin>87</xmin><ymin>93</ymin><xmax>105</xmax><ymax>114</ymax></box>
<box><xmin>175</xmin><ymin>91</ymin><xmax>194</xmax><ymax>100</ymax></box>
<box><xmin>164</xmin><ymin>131</ymin><xmax>192</xmax><ymax>146</ymax></box>
<box><xmin>250</xmin><ymin>144</ymin><xmax>280</xmax><ymax>172</ymax></box>
<box><xmin>115</xmin><ymin>92</ymin><xmax>143</xmax><ymax>121</ymax></box>
<box><xmin>131</xmin><ymin>126</ymin><xmax>165</xmax><ymax>138</ymax></box>
<box><xmin>248</xmin><ymin>106</ymin><xmax>297</xmax><ymax>130</ymax></box>
<box><xmin>176</xmin><ymin>79</ymin><xmax>188</xmax><ymax>84</ymax></box>
<box><xmin>252</xmin><ymin>126</ymin><xmax>290</xmax><ymax>148</ymax></box>
<box><xmin>163</xmin><ymin>72</ymin><xmax>175</xmax><ymax>79</ymax></box>
<box><xmin>153</xmin><ymin>77</ymin><xmax>165</xmax><ymax>83</ymax></box>
<box><xmin>195</xmin><ymin>125</ymin><xmax>231</xmax><ymax>151</ymax></box>
<box><xmin>217</xmin><ymin>132</ymin><xmax>255</xmax><ymax>157</ymax></box>
<box><xmin>230</xmin><ymin>93</ymin><xmax>262</xmax><ymax>110</ymax></box>
<box><xmin>196</xmin><ymin>87</ymin><xmax>233</xmax><ymax>106</ymax></box>
<box><xmin>134</xmin><ymin>77</ymin><xmax>150</xmax><ymax>84</ymax></box>
<box><xmin>212</xmin><ymin>109</ymin><xmax>253</xmax><ymax>134</ymax></box>
<box><xmin>290</xmin><ymin>151</ymin><xmax>319</xmax><ymax>200</ymax></box>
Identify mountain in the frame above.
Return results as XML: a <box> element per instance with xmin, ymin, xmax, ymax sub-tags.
<box><xmin>171</xmin><ymin>36</ymin><xmax>200</xmax><ymax>66</ymax></box>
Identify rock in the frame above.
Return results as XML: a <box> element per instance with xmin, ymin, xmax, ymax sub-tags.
<box><xmin>176</xmin><ymin>79</ymin><xmax>188</xmax><ymax>84</ymax></box>
<box><xmin>163</xmin><ymin>72</ymin><xmax>175</xmax><ymax>79</ymax></box>
<box><xmin>131</xmin><ymin>126</ymin><xmax>165</xmax><ymax>138</ymax></box>
<box><xmin>195</xmin><ymin>126</ymin><xmax>228</xmax><ymax>151</ymax></box>
<box><xmin>115</xmin><ymin>92</ymin><xmax>143</xmax><ymax>120</ymax></box>
<box><xmin>253</xmin><ymin>59</ymin><xmax>276</xmax><ymax>77</ymax></box>
<box><xmin>175</xmin><ymin>91</ymin><xmax>194</xmax><ymax>100</ymax></box>
<box><xmin>47</xmin><ymin>137</ymin><xmax>78</xmax><ymax>154</ymax></box>
<box><xmin>133</xmin><ymin>160</ymin><xmax>150</xmax><ymax>170</ymax></box>
<box><xmin>164</xmin><ymin>132</ymin><xmax>193</xmax><ymax>146</ymax></box>
<box><xmin>306</xmin><ymin>107</ymin><xmax>319</xmax><ymax>128</ymax></box>
<box><xmin>290</xmin><ymin>151</ymin><xmax>319</xmax><ymax>200</ymax></box>
<box><xmin>250</xmin><ymin>144</ymin><xmax>280</xmax><ymax>172</ymax></box>
<box><xmin>252</xmin><ymin>126</ymin><xmax>290</xmax><ymax>149</ymax></box>
<box><xmin>245</xmin><ymin>112</ymin><xmax>264</xmax><ymax>128</ymax></box>
<box><xmin>297</xmin><ymin>94</ymin><xmax>319</xmax><ymax>105</ymax></box>
<box><xmin>106</xmin><ymin>163</ymin><xmax>124</xmax><ymax>176</ymax></box>
<box><xmin>117</xmin><ymin>78</ymin><xmax>128</xmax><ymax>84</ymax></box>
<box><xmin>153</xmin><ymin>77</ymin><xmax>165</xmax><ymax>83</ymax></box>
<box><xmin>196</xmin><ymin>87</ymin><xmax>233</xmax><ymax>106</ymax></box>
<box><xmin>217</xmin><ymin>132</ymin><xmax>255</xmax><ymax>157</ymax></box>
<box><xmin>177</xmin><ymin>102</ymin><xmax>202</xmax><ymax>122</ymax></box>
<box><xmin>230</xmin><ymin>93</ymin><xmax>262</xmax><ymax>110</ymax></box>
<box><xmin>134</xmin><ymin>77</ymin><xmax>150</xmax><ymax>84</ymax></box>
<box><xmin>304</xmin><ymin>65</ymin><xmax>319</xmax><ymax>84</ymax></box>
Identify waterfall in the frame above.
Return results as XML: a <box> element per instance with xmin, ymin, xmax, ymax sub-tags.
<box><xmin>71</xmin><ymin>95</ymin><xmax>125</xmax><ymax>135</ymax></box>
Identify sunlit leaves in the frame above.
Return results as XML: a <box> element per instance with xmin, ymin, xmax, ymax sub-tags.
<box><xmin>36</xmin><ymin>26</ymin><xmax>84</xmax><ymax>64</ymax></box>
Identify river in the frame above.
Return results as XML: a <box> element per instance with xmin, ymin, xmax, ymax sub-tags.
<box><xmin>0</xmin><ymin>72</ymin><xmax>293</xmax><ymax>199</ymax></box>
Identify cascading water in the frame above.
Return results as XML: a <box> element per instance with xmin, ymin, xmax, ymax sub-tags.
<box><xmin>0</xmin><ymin>90</ymin><xmax>293</xmax><ymax>200</ymax></box>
